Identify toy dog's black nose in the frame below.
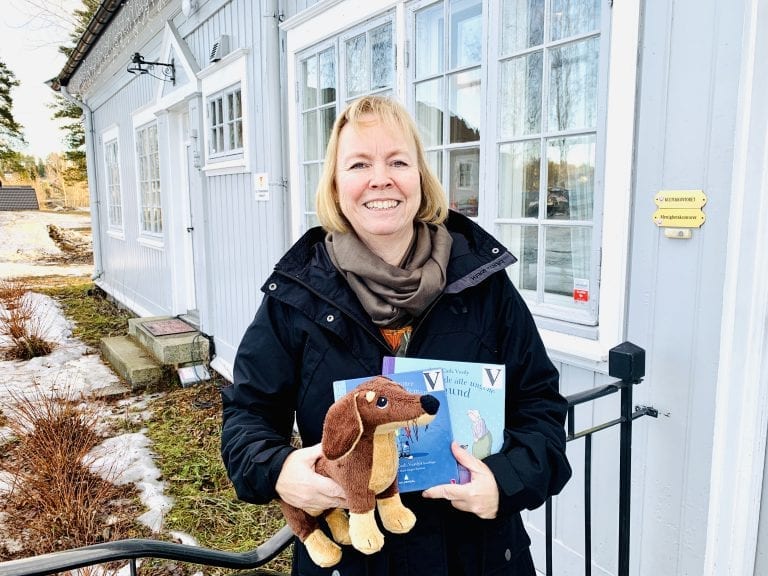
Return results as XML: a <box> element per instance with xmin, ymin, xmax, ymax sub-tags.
<box><xmin>421</xmin><ymin>394</ymin><xmax>439</xmax><ymax>415</ymax></box>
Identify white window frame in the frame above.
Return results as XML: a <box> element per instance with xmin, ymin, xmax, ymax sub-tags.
<box><xmin>283</xmin><ymin>0</ymin><xmax>640</xmax><ymax>368</ymax></box>
<box><xmin>199</xmin><ymin>48</ymin><xmax>250</xmax><ymax>175</ymax></box>
<box><xmin>206</xmin><ymin>83</ymin><xmax>244</xmax><ymax>160</ymax></box>
<box><xmin>101</xmin><ymin>125</ymin><xmax>124</xmax><ymax>238</ymax></box>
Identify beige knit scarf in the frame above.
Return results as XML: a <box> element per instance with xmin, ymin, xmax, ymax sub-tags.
<box><xmin>325</xmin><ymin>222</ymin><xmax>453</xmax><ymax>327</ymax></box>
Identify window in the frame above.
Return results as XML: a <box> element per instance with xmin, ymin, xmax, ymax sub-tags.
<box><xmin>297</xmin><ymin>14</ymin><xmax>396</xmax><ymax>229</ymax></box>
<box><xmin>207</xmin><ymin>84</ymin><xmax>243</xmax><ymax>158</ymax></box>
<box><xmin>199</xmin><ymin>48</ymin><xmax>250</xmax><ymax>174</ymax></box>
<box><xmin>413</xmin><ymin>0</ymin><xmax>483</xmax><ymax>217</ymax></box>
<box><xmin>495</xmin><ymin>0</ymin><xmax>603</xmax><ymax>325</ymax></box>
<box><xmin>135</xmin><ymin>122</ymin><xmax>163</xmax><ymax>235</ymax></box>
<box><xmin>409</xmin><ymin>0</ymin><xmax>606</xmax><ymax>328</ymax></box>
<box><xmin>102</xmin><ymin>128</ymin><xmax>123</xmax><ymax>231</ymax></box>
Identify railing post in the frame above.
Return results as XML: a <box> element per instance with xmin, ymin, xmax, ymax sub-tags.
<box><xmin>609</xmin><ymin>342</ymin><xmax>645</xmax><ymax>576</ymax></box>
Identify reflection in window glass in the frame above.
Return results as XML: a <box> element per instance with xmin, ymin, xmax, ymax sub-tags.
<box><xmin>302</xmin><ymin>57</ymin><xmax>317</xmax><ymax>108</ymax></box>
<box><xmin>346</xmin><ymin>33</ymin><xmax>367</xmax><ymax>98</ymax></box>
<box><xmin>498</xmin><ymin>140</ymin><xmax>540</xmax><ymax>219</ymax></box>
<box><xmin>449</xmin><ymin>148</ymin><xmax>479</xmax><ymax>217</ymax></box>
<box><xmin>548</xmin><ymin>37</ymin><xmax>599</xmax><ymax>132</ymax></box>
<box><xmin>550</xmin><ymin>0</ymin><xmax>600</xmax><ymax>41</ymax></box>
<box><xmin>425</xmin><ymin>150</ymin><xmax>443</xmax><ymax>185</ymax></box>
<box><xmin>499</xmin><ymin>224</ymin><xmax>538</xmax><ymax>291</ymax></box>
<box><xmin>416</xmin><ymin>79</ymin><xmax>444</xmax><ymax>147</ymax></box>
<box><xmin>415</xmin><ymin>3</ymin><xmax>444</xmax><ymax>78</ymax></box>
<box><xmin>546</xmin><ymin>135</ymin><xmax>595</xmax><ymax>221</ymax></box>
<box><xmin>302</xmin><ymin>110</ymin><xmax>318</xmax><ymax>160</ymax></box>
<box><xmin>501</xmin><ymin>0</ymin><xmax>544</xmax><ymax>54</ymax></box>
<box><xmin>499</xmin><ymin>51</ymin><xmax>542</xmax><ymax>138</ymax></box>
<box><xmin>371</xmin><ymin>22</ymin><xmax>393</xmax><ymax>90</ymax></box>
<box><xmin>304</xmin><ymin>163</ymin><xmax>320</xmax><ymax>212</ymax></box>
<box><xmin>450</xmin><ymin>0</ymin><xmax>482</xmax><ymax>69</ymax></box>
<box><xmin>544</xmin><ymin>226</ymin><xmax>591</xmax><ymax>304</ymax></box>
<box><xmin>319</xmin><ymin>48</ymin><xmax>336</xmax><ymax>105</ymax></box>
<box><xmin>449</xmin><ymin>69</ymin><xmax>481</xmax><ymax>143</ymax></box>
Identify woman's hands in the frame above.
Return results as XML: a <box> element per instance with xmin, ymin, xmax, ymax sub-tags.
<box><xmin>275</xmin><ymin>444</ymin><xmax>347</xmax><ymax>515</ymax></box>
<box><xmin>422</xmin><ymin>442</ymin><xmax>499</xmax><ymax>519</ymax></box>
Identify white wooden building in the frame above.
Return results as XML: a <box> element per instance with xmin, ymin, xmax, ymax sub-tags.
<box><xmin>52</xmin><ymin>0</ymin><xmax>768</xmax><ymax>574</ymax></box>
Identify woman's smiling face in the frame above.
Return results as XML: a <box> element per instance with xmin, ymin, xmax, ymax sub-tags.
<box><xmin>334</xmin><ymin>114</ymin><xmax>422</xmax><ymax>255</ymax></box>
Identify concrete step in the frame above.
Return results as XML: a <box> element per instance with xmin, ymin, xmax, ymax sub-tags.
<box><xmin>100</xmin><ymin>335</ymin><xmax>164</xmax><ymax>391</ymax></box>
<box><xmin>128</xmin><ymin>316</ymin><xmax>210</xmax><ymax>365</ymax></box>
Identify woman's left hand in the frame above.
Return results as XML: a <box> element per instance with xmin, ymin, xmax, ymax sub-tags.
<box><xmin>422</xmin><ymin>441</ymin><xmax>499</xmax><ymax>519</ymax></box>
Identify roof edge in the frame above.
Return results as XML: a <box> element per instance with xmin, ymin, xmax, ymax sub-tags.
<box><xmin>50</xmin><ymin>0</ymin><xmax>126</xmax><ymax>92</ymax></box>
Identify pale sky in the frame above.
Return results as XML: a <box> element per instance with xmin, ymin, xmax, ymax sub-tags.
<box><xmin>0</xmin><ymin>0</ymin><xmax>83</xmax><ymax>160</ymax></box>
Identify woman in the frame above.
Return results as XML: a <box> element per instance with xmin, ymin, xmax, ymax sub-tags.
<box><xmin>221</xmin><ymin>96</ymin><xmax>571</xmax><ymax>575</ymax></box>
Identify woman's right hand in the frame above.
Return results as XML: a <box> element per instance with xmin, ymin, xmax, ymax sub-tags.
<box><xmin>276</xmin><ymin>444</ymin><xmax>348</xmax><ymax>515</ymax></box>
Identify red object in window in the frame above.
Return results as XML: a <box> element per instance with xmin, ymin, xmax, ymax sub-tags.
<box><xmin>573</xmin><ymin>289</ymin><xmax>589</xmax><ymax>302</ymax></box>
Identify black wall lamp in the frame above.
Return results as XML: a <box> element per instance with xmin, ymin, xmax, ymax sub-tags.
<box><xmin>127</xmin><ymin>52</ymin><xmax>176</xmax><ymax>85</ymax></box>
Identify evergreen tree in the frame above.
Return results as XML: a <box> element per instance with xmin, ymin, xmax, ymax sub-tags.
<box><xmin>51</xmin><ymin>0</ymin><xmax>99</xmax><ymax>184</ymax></box>
<box><xmin>0</xmin><ymin>59</ymin><xmax>26</xmax><ymax>165</ymax></box>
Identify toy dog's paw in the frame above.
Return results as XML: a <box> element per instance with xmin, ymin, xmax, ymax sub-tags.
<box><xmin>304</xmin><ymin>529</ymin><xmax>342</xmax><ymax>567</ymax></box>
<box><xmin>349</xmin><ymin>510</ymin><xmax>385</xmax><ymax>554</ymax></box>
<box><xmin>325</xmin><ymin>508</ymin><xmax>351</xmax><ymax>545</ymax></box>
<box><xmin>377</xmin><ymin>495</ymin><xmax>416</xmax><ymax>534</ymax></box>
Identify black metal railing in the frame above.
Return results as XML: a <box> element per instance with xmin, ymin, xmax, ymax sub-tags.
<box><xmin>545</xmin><ymin>341</ymin><xmax>656</xmax><ymax>576</ymax></box>
<box><xmin>0</xmin><ymin>342</ymin><xmax>653</xmax><ymax>576</ymax></box>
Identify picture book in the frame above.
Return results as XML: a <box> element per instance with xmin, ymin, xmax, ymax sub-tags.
<box><xmin>382</xmin><ymin>357</ymin><xmax>506</xmax><ymax>466</ymax></box>
<box><xmin>332</xmin><ymin>369</ymin><xmax>461</xmax><ymax>492</ymax></box>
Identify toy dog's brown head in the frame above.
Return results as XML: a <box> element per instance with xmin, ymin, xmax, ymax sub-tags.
<box><xmin>322</xmin><ymin>376</ymin><xmax>439</xmax><ymax>461</ymax></box>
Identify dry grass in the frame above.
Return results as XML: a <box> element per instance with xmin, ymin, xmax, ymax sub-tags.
<box><xmin>0</xmin><ymin>278</ymin><xmax>56</xmax><ymax>360</ymax></box>
<box><xmin>0</xmin><ymin>389</ymin><xmax>145</xmax><ymax>558</ymax></box>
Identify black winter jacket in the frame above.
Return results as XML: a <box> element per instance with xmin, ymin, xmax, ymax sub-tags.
<box><xmin>221</xmin><ymin>211</ymin><xmax>571</xmax><ymax>575</ymax></box>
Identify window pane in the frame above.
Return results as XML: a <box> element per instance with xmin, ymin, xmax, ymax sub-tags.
<box><xmin>499</xmin><ymin>51</ymin><xmax>542</xmax><ymax>137</ymax></box>
<box><xmin>498</xmin><ymin>140</ymin><xmax>540</xmax><ymax>218</ymax></box>
<box><xmin>501</xmin><ymin>0</ymin><xmax>544</xmax><ymax>54</ymax></box>
<box><xmin>550</xmin><ymin>0</ymin><xmax>600</xmax><ymax>41</ymax></box>
<box><xmin>302</xmin><ymin>57</ymin><xmax>317</xmax><ymax>109</ymax></box>
<box><xmin>499</xmin><ymin>224</ymin><xmax>538</xmax><ymax>291</ymax></box>
<box><xmin>319</xmin><ymin>106</ymin><xmax>336</xmax><ymax>158</ymax></box>
<box><xmin>544</xmin><ymin>225</ymin><xmax>591</xmax><ymax>305</ymax></box>
<box><xmin>449</xmin><ymin>148</ymin><xmax>479</xmax><ymax>216</ymax></box>
<box><xmin>235</xmin><ymin>120</ymin><xmax>243</xmax><ymax>149</ymax></box>
<box><xmin>546</xmin><ymin>134</ymin><xmax>595</xmax><ymax>220</ymax></box>
<box><xmin>303</xmin><ymin>110</ymin><xmax>318</xmax><ymax>161</ymax></box>
<box><xmin>346</xmin><ymin>33</ymin><xmax>368</xmax><ymax>98</ymax></box>
<box><xmin>227</xmin><ymin>93</ymin><xmax>235</xmax><ymax>121</ymax></box>
<box><xmin>450</xmin><ymin>0</ymin><xmax>482</xmax><ymax>69</ymax></box>
<box><xmin>548</xmin><ymin>37</ymin><xmax>599</xmax><ymax>132</ymax></box>
<box><xmin>449</xmin><ymin>68</ymin><xmax>481</xmax><ymax>143</ymax></box>
<box><xmin>415</xmin><ymin>3</ymin><xmax>444</xmax><ymax>78</ymax></box>
<box><xmin>415</xmin><ymin>78</ymin><xmax>444</xmax><ymax>147</ymax></box>
<box><xmin>425</xmin><ymin>150</ymin><xmax>443</xmax><ymax>184</ymax></box>
<box><xmin>234</xmin><ymin>89</ymin><xmax>242</xmax><ymax>118</ymax></box>
<box><xmin>304</xmin><ymin>163</ymin><xmax>320</xmax><ymax>213</ymax></box>
<box><xmin>319</xmin><ymin>47</ymin><xmax>336</xmax><ymax>105</ymax></box>
<box><xmin>370</xmin><ymin>22</ymin><xmax>393</xmax><ymax>90</ymax></box>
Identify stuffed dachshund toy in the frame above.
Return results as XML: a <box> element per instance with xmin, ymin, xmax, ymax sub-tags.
<box><xmin>279</xmin><ymin>376</ymin><xmax>439</xmax><ymax>567</ymax></box>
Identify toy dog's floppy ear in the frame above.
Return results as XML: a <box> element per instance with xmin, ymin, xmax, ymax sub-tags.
<box><xmin>322</xmin><ymin>392</ymin><xmax>364</xmax><ymax>461</ymax></box>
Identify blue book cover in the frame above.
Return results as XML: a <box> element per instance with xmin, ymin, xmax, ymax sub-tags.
<box><xmin>332</xmin><ymin>369</ymin><xmax>460</xmax><ymax>493</ymax></box>
<box><xmin>382</xmin><ymin>358</ymin><xmax>505</xmax><ymax>468</ymax></box>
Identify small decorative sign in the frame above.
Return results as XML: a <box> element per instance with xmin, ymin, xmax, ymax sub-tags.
<box><xmin>654</xmin><ymin>189</ymin><xmax>707</xmax><ymax>209</ymax></box>
<box><xmin>653</xmin><ymin>189</ymin><xmax>707</xmax><ymax>229</ymax></box>
<box><xmin>652</xmin><ymin>208</ymin><xmax>706</xmax><ymax>228</ymax></box>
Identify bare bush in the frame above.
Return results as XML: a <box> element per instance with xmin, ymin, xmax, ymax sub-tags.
<box><xmin>0</xmin><ymin>282</ymin><xmax>56</xmax><ymax>360</ymax></box>
<box><xmin>0</xmin><ymin>390</ymin><xmax>143</xmax><ymax>559</ymax></box>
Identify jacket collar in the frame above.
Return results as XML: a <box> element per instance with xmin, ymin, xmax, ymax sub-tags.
<box><xmin>265</xmin><ymin>210</ymin><xmax>517</xmax><ymax>302</ymax></box>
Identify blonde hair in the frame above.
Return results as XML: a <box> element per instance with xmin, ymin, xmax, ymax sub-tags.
<box><xmin>315</xmin><ymin>95</ymin><xmax>448</xmax><ymax>232</ymax></box>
